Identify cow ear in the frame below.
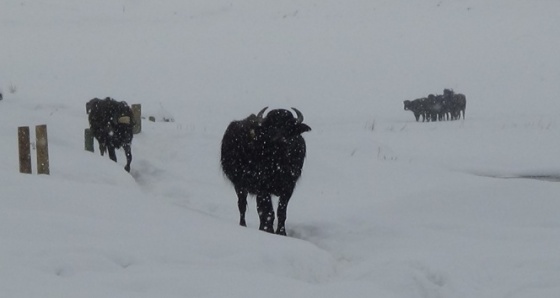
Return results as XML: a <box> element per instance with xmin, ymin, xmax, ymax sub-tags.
<box><xmin>297</xmin><ymin>123</ymin><xmax>311</xmax><ymax>134</ymax></box>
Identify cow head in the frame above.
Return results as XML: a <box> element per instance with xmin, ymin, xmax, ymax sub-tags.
<box><xmin>258</xmin><ymin>107</ymin><xmax>311</xmax><ymax>141</ymax></box>
<box><xmin>403</xmin><ymin>100</ymin><xmax>411</xmax><ymax>111</ymax></box>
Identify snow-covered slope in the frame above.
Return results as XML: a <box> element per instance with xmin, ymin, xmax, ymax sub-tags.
<box><xmin>1</xmin><ymin>1</ymin><xmax>560</xmax><ymax>297</ymax></box>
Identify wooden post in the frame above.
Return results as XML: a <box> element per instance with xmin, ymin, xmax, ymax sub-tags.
<box><xmin>36</xmin><ymin>125</ymin><xmax>50</xmax><ymax>175</ymax></box>
<box><xmin>18</xmin><ymin>126</ymin><xmax>32</xmax><ymax>174</ymax></box>
<box><xmin>132</xmin><ymin>104</ymin><xmax>141</xmax><ymax>134</ymax></box>
<box><xmin>84</xmin><ymin>128</ymin><xmax>94</xmax><ymax>152</ymax></box>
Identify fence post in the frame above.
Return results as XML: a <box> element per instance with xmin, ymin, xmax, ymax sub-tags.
<box><xmin>84</xmin><ymin>128</ymin><xmax>94</xmax><ymax>152</ymax></box>
<box><xmin>36</xmin><ymin>124</ymin><xmax>50</xmax><ymax>175</ymax></box>
<box><xmin>132</xmin><ymin>104</ymin><xmax>141</xmax><ymax>134</ymax></box>
<box><xmin>18</xmin><ymin>126</ymin><xmax>32</xmax><ymax>174</ymax></box>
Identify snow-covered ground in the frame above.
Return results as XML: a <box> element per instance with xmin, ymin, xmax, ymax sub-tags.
<box><xmin>1</xmin><ymin>1</ymin><xmax>560</xmax><ymax>297</ymax></box>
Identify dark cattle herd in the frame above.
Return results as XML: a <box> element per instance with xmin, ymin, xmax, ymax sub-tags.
<box><xmin>77</xmin><ymin>90</ymin><xmax>466</xmax><ymax>235</ymax></box>
<box><xmin>404</xmin><ymin>89</ymin><xmax>466</xmax><ymax>122</ymax></box>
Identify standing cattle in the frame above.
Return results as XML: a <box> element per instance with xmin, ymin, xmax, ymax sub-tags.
<box><xmin>221</xmin><ymin>107</ymin><xmax>311</xmax><ymax>235</ymax></box>
<box><xmin>86</xmin><ymin>97</ymin><xmax>135</xmax><ymax>172</ymax></box>
<box><xmin>452</xmin><ymin>93</ymin><xmax>467</xmax><ymax>120</ymax></box>
<box><xmin>442</xmin><ymin>89</ymin><xmax>467</xmax><ymax>120</ymax></box>
<box><xmin>404</xmin><ymin>98</ymin><xmax>427</xmax><ymax>122</ymax></box>
<box><xmin>405</xmin><ymin>89</ymin><xmax>467</xmax><ymax>122</ymax></box>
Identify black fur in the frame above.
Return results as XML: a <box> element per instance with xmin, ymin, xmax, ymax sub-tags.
<box><xmin>221</xmin><ymin>107</ymin><xmax>311</xmax><ymax>235</ymax></box>
<box><xmin>451</xmin><ymin>93</ymin><xmax>467</xmax><ymax>120</ymax></box>
<box><xmin>86</xmin><ymin>97</ymin><xmax>135</xmax><ymax>172</ymax></box>
<box><xmin>404</xmin><ymin>98</ymin><xmax>427</xmax><ymax>122</ymax></box>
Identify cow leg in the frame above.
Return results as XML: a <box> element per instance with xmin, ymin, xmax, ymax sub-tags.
<box><xmin>99</xmin><ymin>143</ymin><xmax>106</xmax><ymax>156</ymax></box>
<box><xmin>256</xmin><ymin>194</ymin><xmax>274</xmax><ymax>233</ymax></box>
<box><xmin>123</xmin><ymin>143</ymin><xmax>132</xmax><ymax>172</ymax></box>
<box><xmin>235</xmin><ymin>186</ymin><xmax>248</xmax><ymax>227</ymax></box>
<box><xmin>276</xmin><ymin>193</ymin><xmax>292</xmax><ymax>236</ymax></box>
<box><xmin>107</xmin><ymin>146</ymin><xmax>117</xmax><ymax>162</ymax></box>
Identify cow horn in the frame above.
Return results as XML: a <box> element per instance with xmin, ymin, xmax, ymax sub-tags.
<box><xmin>292</xmin><ymin>107</ymin><xmax>304</xmax><ymax>124</ymax></box>
<box><xmin>256</xmin><ymin>107</ymin><xmax>268</xmax><ymax>120</ymax></box>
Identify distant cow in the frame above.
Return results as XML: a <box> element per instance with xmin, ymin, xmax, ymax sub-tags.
<box><xmin>427</xmin><ymin>94</ymin><xmax>450</xmax><ymax>121</ymax></box>
<box><xmin>221</xmin><ymin>107</ymin><xmax>311</xmax><ymax>235</ymax></box>
<box><xmin>452</xmin><ymin>93</ymin><xmax>467</xmax><ymax>120</ymax></box>
<box><xmin>404</xmin><ymin>98</ymin><xmax>426</xmax><ymax>122</ymax></box>
<box><xmin>86</xmin><ymin>97</ymin><xmax>135</xmax><ymax>172</ymax></box>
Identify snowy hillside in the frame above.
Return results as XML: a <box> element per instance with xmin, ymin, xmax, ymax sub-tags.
<box><xmin>1</xmin><ymin>1</ymin><xmax>560</xmax><ymax>297</ymax></box>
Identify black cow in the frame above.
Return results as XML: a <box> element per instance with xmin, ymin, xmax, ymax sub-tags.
<box><xmin>404</xmin><ymin>98</ymin><xmax>428</xmax><ymax>122</ymax></box>
<box><xmin>426</xmin><ymin>94</ymin><xmax>448</xmax><ymax>121</ymax></box>
<box><xmin>221</xmin><ymin>107</ymin><xmax>311</xmax><ymax>235</ymax></box>
<box><xmin>453</xmin><ymin>93</ymin><xmax>467</xmax><ymax>119</ymax></box>
<box><xmin>86</xmin><ymin>97</ymin><xmax>135</xmax><ymax>172</ymax></box>
<box><xmin>442</xmin><ymin>89</ymin><xmax>467</xmax><ymax>120</ymax></box>
<box><xmin>452</xmin><ymin>93</ymin><xmax>467</xmax><ymax>120</ymax></box>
